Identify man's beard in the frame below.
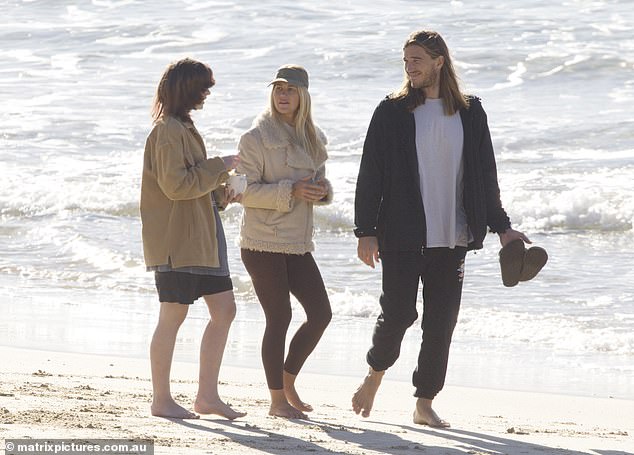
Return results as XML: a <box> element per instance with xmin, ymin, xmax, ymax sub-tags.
<box><xmin>410</xmin><ymin>69</ymin><xmax>438</xmax><ymax>89</ymax></box>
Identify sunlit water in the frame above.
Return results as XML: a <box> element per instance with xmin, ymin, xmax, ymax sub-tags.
<box><xmin>1</xmin><ymin>0</ymin><xmax>633</xmax><ymax>400</ymax></box>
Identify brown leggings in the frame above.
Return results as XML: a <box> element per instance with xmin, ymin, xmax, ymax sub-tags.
<box><xmin>241</xmin><ymin>249</ymin><xmax>332</xmax><ymax>390</ymax></box>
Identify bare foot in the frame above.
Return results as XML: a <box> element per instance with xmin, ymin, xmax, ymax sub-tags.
<box><xmin>151</xmin><ymin>398</ymin><xmax>199</xmax><ymax>419</ymax></box>
<box><xmin>352</xmin><ymin>368</ymin><xmax>384</xmax><ymax>418</ymax></box>
<box><xmin>269</xmin><ymin>389</ymin><xmax>307</xmax><ymax>419</ymax></box>
<box><xmin>413</xmin><ymin>398</ymin><xmax>450</xmax><ymax>428</ymax></box>
<box><xmin>194</xmin><ymin>396</ymin><xmax>246</xmax><ymax>420</ymax></box>
<box><xmin>269</xmin><ymin>401</ymin><xmax>307</xmax><ymax>419</ymax></box>
<box><xmin>283</xmin><ymin>371</ymin><xmax>313</xmax><ymax>412</ymax></box>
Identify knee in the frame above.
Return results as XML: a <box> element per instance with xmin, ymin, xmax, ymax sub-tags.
<box><xmin>307</xmin><ymin>301</ymin><xmax>332</xmax><ymax>332</ymax></box>
<box><xmin>379</xmin><ymin>294</ymin><xmax>418</xmax><ymax>327</ymax></box>
<box><xmin>422</xmin><ymin>319</ymin><xmax>456</xmax><ymax>347</ymax></box>
<box><xmin>321</xmin><ymin>305</ymin><xmax>333</xmax><ymax>328</ymax></box>
<box><xmin>219</xmin><ymin>302</ymin><xmax>237</xmax><ymax>324</ymax></box>
<box><xmin>156</xmin><ymin>315</ymin><xmax>186</xmax><ymax>334</ymax></box>
<box><xmin>423</xmin><ymin>326</ymin><xmax>451</xmax><ymax>340</ymax></box>
<box><xmin>210</xmin><ymin>298</ymin><xmax>237</xmax><ymax>326</ymax></box>
<box><xmin>312</xmin><ymin>305</ymin><xmax>332</xmax><ymax>330</ymax></box>
<box><xmin>157</xmin><ymin>303</ymin><xmax>189</xmax><ymax>329</ymax></box>
<box><xmin>426</xmin><ymin>311</ymin><xmax>459</xmax><ymax>334</ymax></box>
<box><xmin>265</xmin><ymin>307</ymin><xmax>292</xmax><ymax>331</ymax></box>
<box><xmin>378</xmin><ymin>310</ymin><xmax>418</xmax><ymax>333</ymax></box>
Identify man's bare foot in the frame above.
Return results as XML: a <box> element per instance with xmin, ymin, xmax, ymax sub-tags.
<box><xmin>194</xmin><ymin>396</ymin><xmax>246</xmax><ymax>420</ymax></box>
<box><xmin>269</xmin><ymin>389</ymin><xmax>307</xmax><ymax>419</ymax></box>
<box><xmin>413</xmin><ymin>397</ymin><xmax>450</xmax><ymax>428</ymax></box>
<box><xmin>151</xmin><ymin>398</ymin><xmax>199</xmax><ymax>419</ymax></box>
<box><xmin>352</xmin><ymin>368</ymin><xmax>384</xmax><ymax>418</ymax></box>
<box><xmin>283</xmin><ymin>371</ymin><xmax>313</xmax><ymax>412</ymax></box>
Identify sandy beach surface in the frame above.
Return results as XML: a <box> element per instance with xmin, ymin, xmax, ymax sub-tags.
<box><xmin>1</xmin><ymin>345</ymin><xmax>632</xmax><ymax>455</ymax></box>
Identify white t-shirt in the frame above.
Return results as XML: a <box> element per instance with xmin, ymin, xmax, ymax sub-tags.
<box><xmin>413</xmin><ymin>99</ymin><xmax>469</xmax><ymax>248</ymax></box>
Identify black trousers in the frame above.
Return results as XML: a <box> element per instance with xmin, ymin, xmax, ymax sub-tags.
<box><xmin>367</xmin><ymin>247</ymin><xmax>467</xmax><ymax>399</ymax></box>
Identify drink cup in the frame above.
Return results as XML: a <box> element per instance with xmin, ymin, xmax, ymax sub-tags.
<box><xmin>227</xmin><ymin>173</ymin><xmax>247</xmax><ymax>195</ymax></box>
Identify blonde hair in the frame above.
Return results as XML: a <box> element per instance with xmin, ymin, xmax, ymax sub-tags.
<box><xmin>390</xmin><ymin>30</ymin><xmax>469</xmax><ymax>114</ymax></box>
<box><xmin>269</xmin><ymin>84</ymin><xmax>326</xmax><ymax>159</ymax></box>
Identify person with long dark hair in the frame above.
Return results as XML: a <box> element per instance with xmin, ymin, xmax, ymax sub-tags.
<box><xmin>237</xmin><ymin>65</ymin><xmax>333</xmax><ymax>419</ymax></box>
<box><xmin>141</xmin><ymin>58</ymin><xmax>245</xmax><ymax>420</ymax></box>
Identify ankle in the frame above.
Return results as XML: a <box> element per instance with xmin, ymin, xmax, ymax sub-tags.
<box><xmin>367</xmin><ymin>367</ymin><xmax>385</xmax><ymax>381</ymax></box>
<box><xmin>151</xmin><ymin>393</ymin><xmax>174</xmax><ymax>405</ymax></box>
<box><xmin>416</xmin><ymin>397</ymin><xmax>433</xmax><ymax>411</ymax></box>
<box><xmin>283</xmin><ymin>371</ymin><xmax>297</xmax><ymax>388</ymax></box>
<box><xmin>269</xmin><ymin>389</ymin><xmax>290</xmax><ymax>405</ymax></box>
<box><xmin>195</xmin><ymin>392</ymin><xmax>220</xmax><ymax>403</ymax></box>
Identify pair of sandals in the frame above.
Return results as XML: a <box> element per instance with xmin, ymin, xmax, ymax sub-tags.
<box><xmin>499</xmin><ymin>239</ymin><xmax>548</xmax><ymax>287</ymax></box>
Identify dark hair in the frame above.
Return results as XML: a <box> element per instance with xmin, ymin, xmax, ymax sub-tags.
<box><xmin>151</xmin><ymin>58</ymin><xmax>214</xmax><ymax>123</ymax></box>
<box><xmin>390</xmin><ymin>30</ymin><xmax>469</xmax><ymax>114</ymax></box>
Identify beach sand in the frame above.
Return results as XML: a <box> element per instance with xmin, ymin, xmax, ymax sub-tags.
<box><xmin>1</xmin><ymin>345</ymin><xmax>632</xmax><ymax>455</ymax></box>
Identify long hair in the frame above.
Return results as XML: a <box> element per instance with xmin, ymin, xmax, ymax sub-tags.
<box><xmin>390</xmin><ymin>30</ymin><xmax>469</xmax><ymax>114</ymax></box>
<box><xmin>269</xmin><ymin>85</ymin><xmax>326</xmax><ymax>160</ymax></box>
<box><xmin>151</xmin><ymin>58</ymin><xmax>214</xmax><ymax>123</ymax></box>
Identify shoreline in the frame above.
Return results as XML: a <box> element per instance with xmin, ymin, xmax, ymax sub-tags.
<box><xmin>3</xmin><ymin>290</ymin><xmax>633</xmax><ymax>402</ymax></box>
<box><xmin>1</xmin><ymin>345</ymin><xmax>632</xmax><ymax>454</ymax></box>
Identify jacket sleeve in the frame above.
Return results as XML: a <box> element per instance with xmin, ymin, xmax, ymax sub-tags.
<box><xmin>212</xmin><ymin>187</ymin><xmax>228</xmax><ymax>211</ymax></box>
<box><xmin>154</xmin><ymin>122</ymin><xmax>228</xmax><ymax>201</ymax></box>
<box><xmin>313</xmin><ymin>164</ymin><xmax>333</xmax><ymax>206</ymax></box>
<box><xmin>476</xmin><ymin>102</ymin><xmax>511</xmax><ymax>233</ymax></box>
<box><xmin>237</xmin><ymin>131</ymin><xmax>294</xmax><ymax>213</ymax></box>
<box><xmin>311</xmin><ymin>126</ymin><xmax>332</xmax><ymax>205</ymax></box>
<box><xmin>354</xmin><ymin>102</ymin><xmax>386</xmax><ymax>237</ymax></box>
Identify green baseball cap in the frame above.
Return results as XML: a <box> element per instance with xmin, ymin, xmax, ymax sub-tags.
<box><xmin>269</xmin><ymin>65</ymin><xmax>309</xmax><ymax>89</ymax></box>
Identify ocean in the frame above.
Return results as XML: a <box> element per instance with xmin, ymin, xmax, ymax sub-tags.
<box><xmin>1</xmin><ymin>0</ymin><xmax>633</xmax><ymax>400</ymax></box>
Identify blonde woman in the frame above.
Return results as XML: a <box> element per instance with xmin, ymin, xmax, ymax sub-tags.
<box><xmin>141</xmin><ymin>58</ymin><xmax>245</xmax><ymax>420</ymax></box>
<box><xmin>237</xmin><ymin>65</ymin><xmax>332</xmax><ymax>419</ymax></box>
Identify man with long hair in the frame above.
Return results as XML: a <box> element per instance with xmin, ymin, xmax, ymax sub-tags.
<box><xmin>352</xmin><ymin>30</ymin><xmax>530</xmax><ymax>427</ymax></box>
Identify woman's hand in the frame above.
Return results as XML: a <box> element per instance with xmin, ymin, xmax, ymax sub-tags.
<box><xmin>224</xmin><ymin>186</ymin><xmax>242</xmax><ymax>205</ymax></box>
<box><xmin>222</xmin><ymin>154</ymin><xmax>240</xmax><ymax>171</ymax></box>
<box><xmin>292</xmin><ymin>176</ymin><xmax>328</xmax><ymax>202</ymax></box>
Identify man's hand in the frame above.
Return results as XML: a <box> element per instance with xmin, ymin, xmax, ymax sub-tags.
<box><xmin>358</xmin><ymin>236</ymin><xmax>380</xmax><ymax>268</ymax></box>
<box><xmin>498</xmin><ymin>228</ymin><xmax>530</xmax><ymax>247</ymax></box>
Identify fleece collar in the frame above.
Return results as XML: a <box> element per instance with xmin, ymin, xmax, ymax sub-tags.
<box><xmin>252</xmin><ymin>109</ymin><xmax>328</xmax><ymax>170</ymax></box>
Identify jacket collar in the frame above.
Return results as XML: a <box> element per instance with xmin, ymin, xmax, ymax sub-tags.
<box><xmin>163</xmin><ymin>115</ymin><xmax>206</xmax><ymax>156</ymax></box>
<box><xmin>252</xmin><ymin>109</ymin><xmax>328</xmax><ymax>170</ymax></box>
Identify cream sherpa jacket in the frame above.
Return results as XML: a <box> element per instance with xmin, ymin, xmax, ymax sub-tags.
<box><xmin>237</xmin><ymin>110</ymin><xmax>332</xmax><ymax>254</ymax></box>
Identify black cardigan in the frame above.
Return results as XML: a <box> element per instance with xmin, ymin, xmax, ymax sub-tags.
<box><xmin>354</xmin><ymin>95</ymin><xmax>511</xmax><ymax>252</ymax></box>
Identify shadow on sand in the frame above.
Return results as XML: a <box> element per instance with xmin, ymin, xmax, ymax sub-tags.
<box><xmin>165</xmin><ymin>415</ymin><xmax>632</xmax><ymax>455</ymax></box>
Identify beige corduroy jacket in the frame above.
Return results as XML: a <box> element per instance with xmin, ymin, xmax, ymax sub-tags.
<box><xmin>140</xmin><ymin>115</ymin><xmax>229</xmax><ymax>268</ymax></box>
<box><xmin>237</xmin><ymin>110</ymin><xmax>333</xmax><ymax>255</ymax></box>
